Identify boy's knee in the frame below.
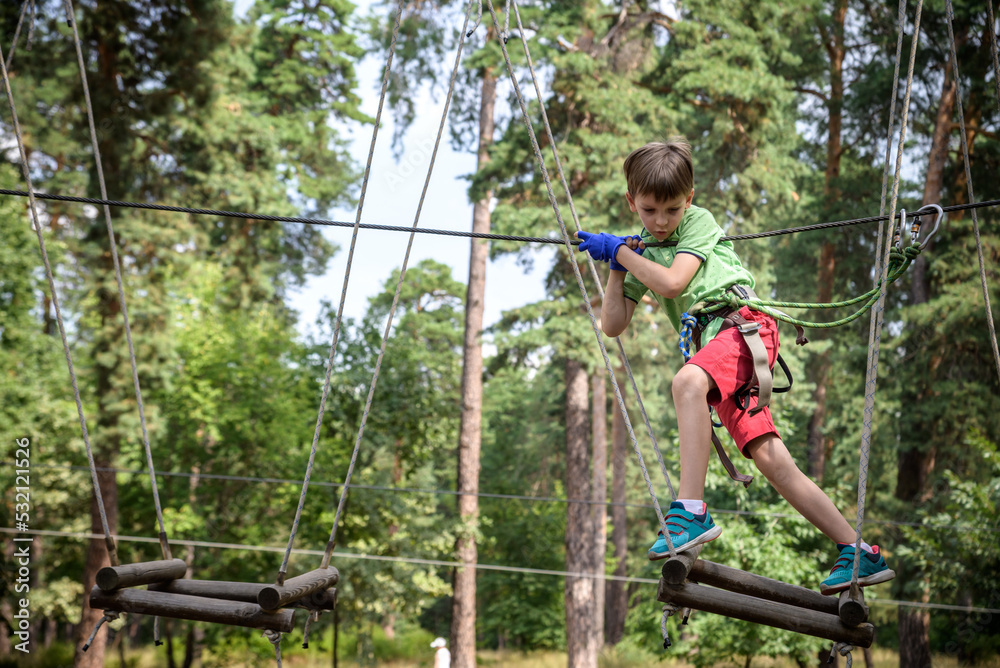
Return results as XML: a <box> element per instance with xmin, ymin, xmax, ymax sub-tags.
<box><xmin>672</xmin><ymin>364</ymin><xmax>709</xmax><ymax>401</ymax></box>
<box><xmin>750</xmin><ymin>437</ymin><xmax>797</xmax><ymax>484</ymax></box>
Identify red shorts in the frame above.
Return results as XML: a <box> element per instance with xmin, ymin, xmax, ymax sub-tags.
<box><xmin>687</xmin><ymin>307</ymin><xmax>781</xmax><ymax>458</ymax></box>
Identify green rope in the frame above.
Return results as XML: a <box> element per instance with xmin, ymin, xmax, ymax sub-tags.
<box><xmin>702</xmin><ymin>246</ymin><xmax>921</xmax><ymax>331</ymax></box>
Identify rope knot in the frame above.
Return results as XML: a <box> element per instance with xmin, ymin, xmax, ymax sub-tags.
<box><xmin>679</xmin><ymin>312</ymin><xmax>698</xmax><ymax>361</ymax></box>
<box><xmin>263</xmin><ymin>629</ymin><xmax>283</xmax><ymax>667</ymax></box>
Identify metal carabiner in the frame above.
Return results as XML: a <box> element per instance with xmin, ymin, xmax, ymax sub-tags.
<box><xmin>911</xmin><ymin>203</ymin><xmax>944</xmax><ymax>250</ymax></box>
<box><xmin>893</xmin><ymin>209</ymin><xmax>905</xmax><ymax>250</ymax></box>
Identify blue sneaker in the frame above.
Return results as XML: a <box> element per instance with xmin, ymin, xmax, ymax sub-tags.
<box><xmin>820</xmin><ymin>543</ymin><xmax>896</xmax><ymax>595</ymax></box>
<box><xmin>648</xmin><ymin>501</ymin><xmax>723</xmax><ymax>561</ymax></box>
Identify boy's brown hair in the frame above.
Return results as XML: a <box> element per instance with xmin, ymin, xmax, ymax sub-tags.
<box><xmin>622</xmin><ymin>138</ymin><xmax>694</xmax><ymax>202</ymax></box>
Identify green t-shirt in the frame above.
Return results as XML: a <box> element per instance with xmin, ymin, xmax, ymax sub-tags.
<box><xmin>622</xmin><ymin>205</ymin><xmax>755</xmax><ymax>342</ymax></box>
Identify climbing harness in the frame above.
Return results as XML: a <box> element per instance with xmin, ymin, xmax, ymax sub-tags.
<box><xmin>678</xmin><ymin>283</ymin><xmax>798</xmax><ymax>487</ymax></box>
<box><xmin>676</xmin><ymin>205</ymin><xmax>941</xmax><ymax>489</ymax></box>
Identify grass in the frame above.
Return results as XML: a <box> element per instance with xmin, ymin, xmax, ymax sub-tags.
<box><xmin>7</xmin><ymin>641</ymin><xmax>1000</xmax><ymax>668</ymax></box>
<box><xmin>94</xmin><ymin>646</ymin><xmax>1000</xmax><ymax>668</ymax></box>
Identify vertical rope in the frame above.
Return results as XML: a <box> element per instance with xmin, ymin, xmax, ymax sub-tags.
<box><xmin>511</xmin><ymin>2</ymin><xmax>676</xmax><ymax>505</ymax></box>
<box><xmin>0</xmin><ymin>16</ymin><xmax>118</xmax><ymax>567</ymax></box>
<box><xmin>5</xmin><ymin>0</ymin><xmax>33</xmax><ymax>68</ymax></box>
<box><xmin>263</xmin><ymin>630</ymin><xmax>282</xmax><ymax>667</ymax></box>
<box><xmin>944</xmin><ymin>0</ymin><xmax>1000</xmax><ymax>386</ymax></box>
<box><xmin>62</xmin><ymin>0</ymin><xmax>171</xmax><ymax>560</ymax></box>
<box><xmin>276</xmin><ymin>0</ymin><xmax>407</xmax><ymax>583</ymax></box>
<box><xmin>484</xmin><ymin>0</ymin><xmax>673</xmax><ymax>554</ymax></box>
<box><xmin>853</xmin><ymin>0</ymin><xmax>923</xmax><ymax>584</ymax></box>
<box><xmin>321</xmin><ymin>0</ymin><xmax>479</xmax><ymax>568</ymax></box>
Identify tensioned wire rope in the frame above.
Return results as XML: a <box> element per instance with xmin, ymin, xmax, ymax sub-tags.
<box><xmin>6</xmin><ymin>527</ymin><xmax>999</xmax><ymax>616</ymax></box>
<box><xmin>945</xmin><ymin>0</ymin><xmax>1000</xmax><ymax>387</ymax></box>
<box><xmin>482</xmin><ymin>0</ymin><xmax>676</xmax><ymax>556</ymax></box>
<box><xmin>0</xmin><ymin>7</ymin><xmax>119</xmax><ymax>569</ymax></box>
<box><xmin>275</xmin><ymin>0</ymin><xmax>407</xmax><ymax>588</ymax></box>
<box><xmin>62</xmin><ymin>0</ymin><xmax>172</xmax><ymax>562</ymax></box>
<box><xmin>510</xmin><ymin>1</ymin><xmax>677</xmax><ymax>509</ymax></box>
<box><xmin>23</xmin><ymin>460</ymin><xmax>998</xmax><ymax>534</ymax></box>
<box><xmin>318</xmin><ymin>0</ymin><xmax>480</xmax><ymax>572</ymax></box>
<box><xmin>852</xmin><ymin>0</ymin><xmax>923</xmax><ymax>593</ymax></box>
<box><xmin>4</xmin><ymin>186</ymin><xmax>996</xmax><ymax>246</ymax></box>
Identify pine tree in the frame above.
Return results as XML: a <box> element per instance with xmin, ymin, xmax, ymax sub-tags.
<box><xmin>0</xmin><ymin>0</ymin><xmax>366</xmax><ymax>661</ymax></box>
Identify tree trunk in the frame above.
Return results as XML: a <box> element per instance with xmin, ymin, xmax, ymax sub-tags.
<box><xmin>0</xmin><ymin>598</ymin><xmax>12</xmax><ymax>655</ymax></box>
<box><xmin>590</xmin><ymin>368</ymin><xmax>607</xmax><ymax>650</ymax></box>
<box><xmin>912</xmin><ymin>48</ymin><xmax>956</xmax><ymax>302</ymax></box>
<box><xmin>74</xmin><ymin>465</ymin><xmax>117</xmax><ymax>667</ymax></box>
<box><xmin>823</xmin><ymin>0</ymin><xmax>846</xmax><ymax>197</ymax></box>
<box><xmin>565</xmin><ymin>359</ymin><xmax>598</xmax><ymax>668</ymax></box>
<box><xmin>182</xmin><ymin>624</ymin><xmax>205</xmax><ymax>668</ymax></box>
<box><xmin>164</xmin><ymin>621</ymin><xmax>177</xmax><ymax>668</ymax></box>
<box><xmin>605</xmin><ymin>382</ymin><xmax>628</xmax><ymax>645</ymax></box>
<box><xmin>921</xmin><ymin>51</ymin><xmax>955</xmax><ymax>208</ymax></box>
<box><xmin>807</xmin><ymin>0</ymin><xmax>847</xmax><ymax>481</ymax></box>
<box><xmin>75</xmin><ymin>11</ymin><xmax>127</xmax><ymax>666</ymax></box>
<box><xmin>450</xmin><ymin>63</ymin><xmax>496</xmax><ymax>668</ymax></box>
<box><xmin>806</xmin><ymin>242</ymin><xmax>835</xmax><ymax>481</ymax></box>
<box><xmin>181</xmin><ymin>469</ymin><xmax>204</xmax><ymax>668</ymax></box>
<box><xmin>898</xmin><ymin>603</ymin><xmax>932</xmax><ymax>668</ymax></box>
<box><xmin>895</xmin><ymin>43</ymin><xmax>960</xmax><ymax>664</ymax></box>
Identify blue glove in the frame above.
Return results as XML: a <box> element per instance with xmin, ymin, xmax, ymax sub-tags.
<box><xmin>611</xmin><ymin>235</ymin><xmax>644</xmax><ymax>272</ymax></box>
<box><xmin>577</xmin><ymin>230</ymin><xmax>626</xmax><ymax>267</ymax></box>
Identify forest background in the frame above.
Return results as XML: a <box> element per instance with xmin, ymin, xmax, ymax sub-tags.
<box><xmin>0</xmin><ymin>1</ymin><xmax>998</xmax><ymax>668</ymax></box>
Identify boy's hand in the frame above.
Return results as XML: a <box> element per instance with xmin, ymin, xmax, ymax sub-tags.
<box><xmin>577</xmin><ymin>231</ymin><xmax>643</xmax><ymax>271</ymax></box>
<box><xmin>612</xmin><ymin>235</ymin><xmax>645</xmax><ymax>271</ymax></box>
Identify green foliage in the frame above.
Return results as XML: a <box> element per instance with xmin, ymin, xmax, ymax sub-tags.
<box><xmin>2</xmin><ymin>0</ymin><xmax>999</xmax><ymax>663</ymax></box>
<box><xmin>0</xmin><ymin>642</ymin><xmax>75</xmax><ymax>668</ymax></box>
<box><xmin>476</xmin><ymin>367</ymin><xmax>568</xmax><ymax>649</ymax></box>
<box><xmin>311</xmin><ymin>259</ymin><xmax>465</xmax><ymax>632</ymax></box>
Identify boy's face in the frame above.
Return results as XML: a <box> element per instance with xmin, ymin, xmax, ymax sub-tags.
<box><xmin>626</xmin><ymin>189</ymin><xmax>694</xmax><ymax>241</ymax></box>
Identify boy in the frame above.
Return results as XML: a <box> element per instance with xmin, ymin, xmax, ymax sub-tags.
<box><xmin>576</xmin><ymin>139</ymin><xmax>894</xmax><ymax>594</ymax></box>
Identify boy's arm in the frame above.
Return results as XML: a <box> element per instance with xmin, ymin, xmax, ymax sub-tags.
<box><xmin>613</xmin><ymin>246</ymin><xmax>702</xmax><ymax>299</ymax></box>
<box><xmin>601</xmin><ymin>271</ymin><xmax>637</xmax><ymax>337</ymax></box>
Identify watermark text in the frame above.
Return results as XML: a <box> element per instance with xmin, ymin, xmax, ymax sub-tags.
<box><xmin>12</xmin><ymin>437</ymin><xmax>33</xmax><ymax>653</ymax></box>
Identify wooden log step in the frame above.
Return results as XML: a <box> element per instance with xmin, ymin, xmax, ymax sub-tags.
<box><xmin>660</xmin><ymin>544</ymin><xmax>704</xmax><ymax>585</ymax></box>
<box><xmin>686</xmin><ymin>559</ymin><xmax>840</xmax><ymax>617</ymax></box>
<box><xmin>838</xmin><ymin>585</ymin><xmax>869</xmax><ymax>626</ymax></box>
<box><xmin>657</xmin><ymin>581</ymin><xmax>875</xmax><ymax>648</ymax></box>
<box><xmin>96</xmin><ymin>559</ymin><xmax>187</xmax><ymax>591</ymax></box>
<box><xmin>90</xmin><ymin>586</ymin><xmax>295</xmax><ymax>632</ymax></box>
<box><xmin>257</xmin><ymin>567</ymin><xmax>340</xmax><ymax>611</ymax></box>
<box><xmin>150</xmin><ymin>580</ymin><xmax>336</xmax><ymax>610</ymax></box>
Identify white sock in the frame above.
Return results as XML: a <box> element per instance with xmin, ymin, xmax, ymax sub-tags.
<box><xmin>677</xmin><ymin>499</ymin><xmax>705</xmax><ymax>514</ymax></box>
<box><xmin>843</xmin><ymin>540</ymin><xmax>875</xmax><ymax>554</ymax></box>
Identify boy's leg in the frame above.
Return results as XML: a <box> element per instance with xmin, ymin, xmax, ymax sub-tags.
<box><xmin>647</xmin><ymin>364</ymin><xmax>722</xmax><ymax>560</ymax></box>
<box><xmin>746</xmin><ymin>434</ymin><xmax>895</xmax><ymax>593</ymax></box>
<box><xmin>744</xmin><ymin>434</ymin><xmax>854</xmax><ymax>544</ymax></box>
<box><xmin>672</xmin><ymin>363</ymin><xmax>715</xmax><ymax>500</ymax></box>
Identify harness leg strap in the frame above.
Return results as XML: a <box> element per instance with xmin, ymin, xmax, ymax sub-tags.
<box><xmin>711</xmin><ymin>426</ymin><xmax>753</xmax><ymax>488</ymax></box>
<box><xmin>736</xmin><ymin>321</ymin><xmax>773</xmax><ymax>415</ymax></box>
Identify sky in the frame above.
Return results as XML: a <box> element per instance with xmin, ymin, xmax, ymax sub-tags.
<box><xmin>235</xmin><ymin>0</ymin><xmax>555</xmax><ymax>336</ymax></box>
